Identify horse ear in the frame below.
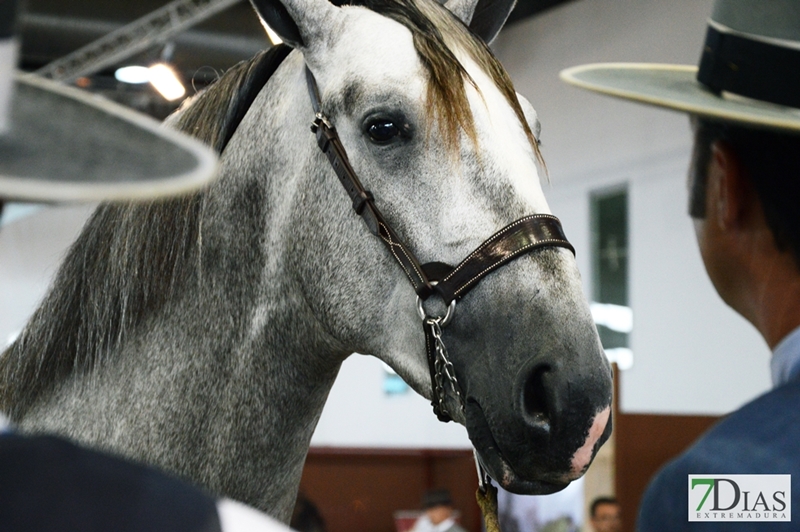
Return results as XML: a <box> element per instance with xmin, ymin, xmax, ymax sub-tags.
<box><xmin>444</xmin><ymin>0</ymin><xmax>517</xmax><ymax>44</ymax></box>
<box><xmin>249</xmin><ymin>0</ymin><xmax>337</xmax><ymax>49</ymax></box>
<box><xmin>443</xmin><ymin>0</ymin><xmax>479</xmax><ymax>25</ymax></box>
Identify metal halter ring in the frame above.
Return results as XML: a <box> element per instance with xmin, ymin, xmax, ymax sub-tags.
<box><xmin>416</xmin><ymin>285</ymin><xmax>456</xmax><ymax>327</ymax></box>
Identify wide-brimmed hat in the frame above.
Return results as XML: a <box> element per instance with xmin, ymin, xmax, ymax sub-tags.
<box><xmin>0</xmin><ymin>0</ymin><xmax>217</xmax><ymax>204</ymax></box>
<box><xmin>421</xmin><ymin>488</ymin><xmax>454</xmax><ymax>509</ymax></box>
<box><xmin>560</xmin><ymin>0</ymin><xmax>800</xmax><ymax>132</ymax></box>
<box><xmin>1</xmin><ymin>75</ymin><xmax>218</xmax><ymax>202</ymax></box>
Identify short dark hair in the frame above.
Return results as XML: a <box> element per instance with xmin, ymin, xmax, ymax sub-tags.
<box><xmin>591</xmin><ymin>496</ymin><xmax>618</xmax><ymax>517</ymax></box>
<box><xmin>690</xmin><ymin>118</ymin><xmax>800</xmax><ymax>269</ymax></box>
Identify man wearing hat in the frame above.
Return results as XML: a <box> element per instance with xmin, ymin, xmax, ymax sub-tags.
<box><xmin>410</xmin><ymin>489</ymin><xmax>467</xmax><ymax>532</ymax></box>
<box><xmin>562</xmin><ymin>0</ymin><xmax>800</xmax><ymax>530</ymax></box>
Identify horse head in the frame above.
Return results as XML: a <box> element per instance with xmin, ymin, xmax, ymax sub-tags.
<box><xmin>248</xmin><ymin>0</ymin><xmax>612</xmax><ymax>494</ymax></box>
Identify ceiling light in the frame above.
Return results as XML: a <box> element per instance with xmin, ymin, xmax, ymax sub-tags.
<box><xmin>114</xmin><ymin>65</ymin><xmax>150</xmax><ymax>84</ymax></box>
<box><xmin>148</xmin><ymin>63</ymin><xmax>186</xmax><ymax>101</ymax></box>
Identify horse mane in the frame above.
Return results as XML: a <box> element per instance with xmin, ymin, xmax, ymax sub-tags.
<box><xmin>0</xmin><ymin>0</ymin><xmax>537</xmax><ymax>419</ymax></box>
<box><xmin>0</xmin><ymin>46</ymin><xmax>290</xmax><ymax>419</ymax></box>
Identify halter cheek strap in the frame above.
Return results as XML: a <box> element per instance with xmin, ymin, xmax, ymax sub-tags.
<box><xmin>305</xmin><ymin>67</ymin><xmax>575</xmax><ymax>422</ymax></box>
<box><xmin>306</xmin><ymin>69</ymin><xmax>436</xmax><ymax>299</ymax></box>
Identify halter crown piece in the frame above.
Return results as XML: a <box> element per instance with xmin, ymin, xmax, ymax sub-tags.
<box><xmin>303</xmin><ymin>67</ymin><xmax>575</xmax><ymax>422</ymax></box>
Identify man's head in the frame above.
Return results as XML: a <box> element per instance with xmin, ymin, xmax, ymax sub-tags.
<box><xmin>689</xmin><ymin>119</ymin><xmax>800</xmax><ymax>263</ymax></box>
<box><xmin>590</xmin><ymin>497</ymin><xmax>621</xmax><ymax>532</ymax></box>
<box><xmin>687</xmin><ymin>118</ymin><xmax>800</xmax><ymax>323</ymax></box>
<box><xmin>421</xmin><ymin>489</ymin><xmax>456</xmax><ymax>525</ymax></box>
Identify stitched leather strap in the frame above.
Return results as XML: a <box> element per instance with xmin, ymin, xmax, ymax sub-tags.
<box><xmin>430</xmin><ymin>214</ymin><xmax>574</xmax><ymax>305</ymax></box>
<box><xmin>311</xmin><ymin>121</ymin><xmax>435</xmax><ymax>297</ymax></box>
<box><xmin>307</xmin><ymin>69</ymin><xmax>435</xmax><ymax>299</ymax></box>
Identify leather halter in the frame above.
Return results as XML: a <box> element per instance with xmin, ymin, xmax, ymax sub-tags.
<box><xmin>305</xmin><ymin>68</ymin><xmax>575</xmax><ymax>421</ymax></box>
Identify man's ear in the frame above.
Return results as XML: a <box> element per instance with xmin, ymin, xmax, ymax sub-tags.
<box><xmin>709</xmin><ymin>141</ymin><xmax>756</xmax><ymax>231</ymax></box>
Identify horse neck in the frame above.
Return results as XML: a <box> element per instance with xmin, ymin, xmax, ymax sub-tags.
<box><xmin>150</xmin><ymin>52</ymin><xmax>346</xmax><ymax>512</ymax></box>
<box><xmin>168</xmin><ymin>54</ymin><xmax>349</xmax><ymax>514</ymax></box>
<box><xmin>16</xmin><ymin>52</ymin><xmax>346</xmax><ymax>519</ymax></box>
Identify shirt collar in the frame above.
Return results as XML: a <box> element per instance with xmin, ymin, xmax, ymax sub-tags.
<box><xmin>771</xmin><ymin>324</ymin><xmax>800</xmax><ymax>387</ymax></box>
<box><xmin>433</xmin><ymin>518</ymin><xmax>456</xmax><ymax>532</ymax></box>
<box><xmin>0</xmin><ymin>412</ymin><xmax>9</xmax><ymax>433</ymax></box>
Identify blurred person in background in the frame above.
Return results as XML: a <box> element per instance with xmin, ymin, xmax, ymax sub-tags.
<box><xmin>589</xmin><ymin>497</ymin><xmax>621</xmax><ymax>532</ymax></box>
<box><xmin>410</xmin><ymin>489</ymin><xmax>466</xmax><ymax>532</ymax></box>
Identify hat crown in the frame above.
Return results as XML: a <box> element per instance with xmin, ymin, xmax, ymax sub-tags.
<box><xmin>713</xmin><ymin>0</ymin><xmax>800</xmax><ymax>43</ymax></box>
<box><xmin>421</xmin><ymin>488</ymin><xmax>453</xmax><ymax>509</ymax></box>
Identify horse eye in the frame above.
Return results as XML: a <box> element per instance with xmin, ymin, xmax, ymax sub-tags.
<box><xmin>367</xmin><ymin>120</ymin><xmax>400</xmax><ymax>143</ymax></box>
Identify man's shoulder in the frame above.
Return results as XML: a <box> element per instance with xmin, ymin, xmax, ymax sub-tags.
<box><xmin>693</xmin><ymin>378</ymin><xmax>800</xmax><ymax>468</ymax></box>
<box><xmin>637</xmin><ymin>382</ymin><xmax>800</xmax><ymax>531</ymax></box>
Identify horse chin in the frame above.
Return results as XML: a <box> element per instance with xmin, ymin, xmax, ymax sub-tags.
<box><xmin>475</xmin><ymin>451</ymin><xmax>569</xmax><ymax>496</ymax></box>
<box><xmin>466</xmin><ymin>399</ymin><xmax>578</xmax><ymax>496</ymax></box>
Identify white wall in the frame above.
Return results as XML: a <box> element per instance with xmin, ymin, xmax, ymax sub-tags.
<box><xmin>311</xmin><ymin>355</ymin><xmax>471</xmax><ymax>448</ymax></box>
<box><xmin>493</xmin><ymin>0</ymin><xmax>771</xmax><ymax>415</ymax></box>
<box><xmin>0</xmin><ymin>205</ymin><xmax>94</xmax><ymax>349</ymax></box>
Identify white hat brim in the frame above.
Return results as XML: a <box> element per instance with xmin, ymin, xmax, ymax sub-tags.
<box><xmin>0</xmin><ymin>74</ymin><xmax>218</xmax><ymax>203</ymax></box>
<box><xmin>560</xmin><ymin>63</ymin><xmax>800</xmax><ymax>132</ymax></box>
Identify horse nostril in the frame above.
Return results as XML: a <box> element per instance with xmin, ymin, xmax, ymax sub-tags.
<box><xmin>522</xmin><ymin>364</ymin><xmax>552</xmax><ymax>432</ymax></box>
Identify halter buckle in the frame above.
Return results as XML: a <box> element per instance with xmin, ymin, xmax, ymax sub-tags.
<box><xmin>310</xmin><ymin>112</ymin><xmax>333</xmax><ymax>133</ymax></box>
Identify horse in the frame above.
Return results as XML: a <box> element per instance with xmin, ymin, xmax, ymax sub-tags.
<box><xmin>0</xmin><ymin>0</ymin><xmax>612</xmax><ymax>522</ymax></box>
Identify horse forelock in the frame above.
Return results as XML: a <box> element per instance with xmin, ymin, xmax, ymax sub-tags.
<box><xmin>353</xmin><ymin>0</ymin><xmax>542</xmax><ymax>163</ymax></box>
<box><xmin>0</xmin><ymin>47</ymin><xmax>290</xmax><ymax>418</ymax></box>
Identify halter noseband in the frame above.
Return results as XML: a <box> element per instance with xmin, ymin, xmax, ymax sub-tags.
<box><xmin>305</xmin><ymin>67</ymin><xmax>574</xmax><ymax>422</ymax></box>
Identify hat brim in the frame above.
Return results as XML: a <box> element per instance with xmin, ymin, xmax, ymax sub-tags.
<box><xmin>560</xmin><ymin>63</ymin><xmax>800</xmax><ymax>132</ymax></box>
<box><xmin>0</xmin><ymin>74</ymin><xmax>218</xmax><ymax>203</ymax></box>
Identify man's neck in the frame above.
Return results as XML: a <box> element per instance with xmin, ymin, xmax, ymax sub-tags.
<box><xmin>746</xmin><ymin>251</ymin><xmax>800</xmax><ymax>350</ymax></box>
<box><xmin>432</xmin><ymin>517</ymin><xmax>455</xmax><ymax>532</ymax></box>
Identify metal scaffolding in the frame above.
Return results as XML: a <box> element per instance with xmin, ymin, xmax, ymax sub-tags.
<box><xmin>35</xmin><ymin>0</ymin><xmax>244</xmax><ymax>83</ymax></box>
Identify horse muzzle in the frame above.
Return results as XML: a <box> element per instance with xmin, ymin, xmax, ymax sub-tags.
<box><xmin>464</xmin><ymin>350</ymin><xmax>613</xmax><ymax>495</ymax></box>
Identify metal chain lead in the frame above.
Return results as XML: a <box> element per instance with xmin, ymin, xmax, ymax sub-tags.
<box><xmin>427</xmin><ymin>318</ymin><xmax>465</xmax><ymax>418</ymax></box>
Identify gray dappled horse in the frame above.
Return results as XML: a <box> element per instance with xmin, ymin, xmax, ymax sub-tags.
<box><xmin>0</xmin><ymin>0</ymin><xmax>612</xmax><ymax>521</ymax></box>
